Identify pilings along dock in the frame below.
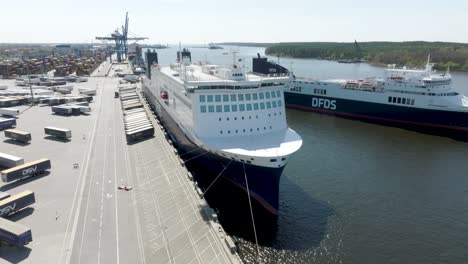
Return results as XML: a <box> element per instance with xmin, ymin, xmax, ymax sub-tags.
<box><xmin>0</xmin><ymin>61</ymin><xmax>241</xmax><ymax>264</ymax></box>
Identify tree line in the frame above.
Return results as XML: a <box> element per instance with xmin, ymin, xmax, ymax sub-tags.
<box><xmin>265</xmin><ymin>42</ymin><xmax>468</xmax><ymax>71</ymax></box>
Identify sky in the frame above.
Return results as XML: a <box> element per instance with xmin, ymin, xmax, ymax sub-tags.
<box><xmin>1</xmin><ymin>0</ymin><xmax>468</xmax><ymax>44</ymax></box>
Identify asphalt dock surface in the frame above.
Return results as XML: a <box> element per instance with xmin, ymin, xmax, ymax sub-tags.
<box><xmin>0</xmin><ymin>62</ymin><xmax>240</xmax><ymax>264</ymax></box>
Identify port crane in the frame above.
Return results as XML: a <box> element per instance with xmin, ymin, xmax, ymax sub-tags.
<box><xmin>96</xmin><ymin>12</ymin><xmax>148</xmax><ymax>63</ymax></box>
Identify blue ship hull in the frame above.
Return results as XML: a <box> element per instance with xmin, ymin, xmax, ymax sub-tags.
<box><xmin>284</xmin><ymin>92</ymin><xmax>468</xmax><ymax>137</ymax></box>
<box><xmin>143</xmin><ymin>87</ymin><xmax>283</xmax><ymax>215</ymax></box>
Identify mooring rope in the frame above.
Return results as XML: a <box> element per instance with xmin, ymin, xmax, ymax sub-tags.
<box><xmin>243</xmin><ymin>162</ymin><xmax>261</xmax><ymax>263</ymax></box>
<box><xmin>202</xmin><ymin>160</ymin><xmax>232</xmax><ymax>197</ymax></box>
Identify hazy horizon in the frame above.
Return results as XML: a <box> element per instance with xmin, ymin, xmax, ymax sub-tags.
<box><xmin>2</xmin><ymin>0</ymin><xmax>468</xmax><ymax>44</ymax></box>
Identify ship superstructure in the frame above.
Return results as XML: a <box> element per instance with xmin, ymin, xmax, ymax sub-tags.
<box><xmin>142</xmin><ymin>51</ymin><xmax>302</xmax><ymax>215</ymax></box>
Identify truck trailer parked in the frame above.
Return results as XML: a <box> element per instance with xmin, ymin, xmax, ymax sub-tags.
<box><xmin>44</xmin><ymin>126</ymin><xmax>71</xmax><ymax>140</ymax></box>
<box><xmin>1</xmin><ymin>158</ymin><xmax>51</xmax><ymax>183</ymax></box>
<box><xmin>0</xmin><ymin>192</ymin><xmax>10</xmax><ymax>201</ymax></box>
<box><xmin>4</xmin><ymin>129</ymin><xmax>32</xmax><ymax>143</ymax></box>
<box><xmin>0</xmin><ymin>153</ymin><xmax>24</xmax><ymax>168</ymax></box>
<box><xmin>0</xmin><ymin>217</ymin><xmax>32</xmax><ymax>246</ymax></box>
<box><xmin>0</xmin><ymin>117</ymin><xmax>16</xmax><ymax>130</ymax></box>
<box><xmin>0</xmin><ymin>190</ymin><xmax>35</xmax><ymax>217</ymax></box>
<box><xmin>0</xmin><ymin>108</ymin><xmax>20</xmax><ymax>118</ymax></box>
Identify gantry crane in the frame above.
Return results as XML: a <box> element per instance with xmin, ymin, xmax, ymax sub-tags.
<box><xmin>96</xmin><ymin>12</ymin><xmax>148</xmax><ymax>63</ymax></box>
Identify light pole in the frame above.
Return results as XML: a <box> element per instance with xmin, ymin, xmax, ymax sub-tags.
<box><xmin>27</xmin><ymin>64</ymin><xmax>35</xmax><ymax>105</ymax></box>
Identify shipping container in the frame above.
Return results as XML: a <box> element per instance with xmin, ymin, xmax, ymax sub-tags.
<box><xmin>1</xmin><ymin>159</ymin><xmax>51</xmax><ymax>182</ymax></box>
<box><xmin>0</xmin><ymin>190</ymin><xmax>35</xmax><ymax>217</ymax></box>
<box><xmin>0</xmin><ymin>217</ymin><xmax>32</xmax><ymax>246</ymax></box>
<box><xmin>0</xmin><ymin>108</ymin><xmax>20</xmax><ymax>118</ymax></box>
<box><xmin>4</xmin><ymin>129</ymin><xmax>31</xmax><ymax>143</ymax></box>
<box><xmin>0</xmin><ymin>153</ymin><xmax>23</xmax><ymax>168</ymax></box>
<box><xmin>44</xmin><ymin>126</ymin><xmax>71</xmax><ymax>139</ymax></box>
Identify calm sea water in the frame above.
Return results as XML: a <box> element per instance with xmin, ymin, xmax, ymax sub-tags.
<box><xmin>145</xmin><ymin>46</ymin><xmax>468</xmax><ymax>264</ymax></box>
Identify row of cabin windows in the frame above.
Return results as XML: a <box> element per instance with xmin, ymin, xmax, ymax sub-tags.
<box><xmin>217</xmin><ymin>112</ymin><xmax>282</xmax><ymax>122</ymax></box>
<box><xmin>290</xmin><ymin>86</ymin><xmax>302</xmax><ymax>92</ymax></box>
<box><xmin>200</xmin><ymin>100</ymin><xmax>283</xmax><ymax>113</ymax></box>
<box><xmin>388</xmin><ymin>96</ymin><xmax>415</xmax><ymax>105</ymax></box>
<box><xmin>232</xmin><ymin>73</ymin><xmax>243</xmax><ymax>77</ymax></box>
<box><xmin>314</xmin><ymin>88</ymin><xmax>326</xmax><ymax>95</ymax></box>
<box><xmin>220</xmin><ymin>126</ymin><xmax>274</xmax><ymax>135</ymax></box>
<box><xmin>200</xmin><ymin>91</ymin><xmax>281</xmax><ymax>103</ymax></box>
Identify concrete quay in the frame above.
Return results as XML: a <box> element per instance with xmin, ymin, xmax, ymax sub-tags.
<box><xmin>0</xmin><ymin>62</ymin><xmax>241</xmax><ymax>264</ymax></box>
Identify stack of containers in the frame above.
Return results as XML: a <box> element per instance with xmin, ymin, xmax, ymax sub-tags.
<box><xmin>119</xmin><ymin>86</ymin><xmax>154</xmax><ymax>142</ymax></box>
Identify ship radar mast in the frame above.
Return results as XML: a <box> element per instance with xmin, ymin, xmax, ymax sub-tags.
<box><xmin>425</xmin><ymin>54</ymin><xmax>433</xmax><ymax>72</ymax></box>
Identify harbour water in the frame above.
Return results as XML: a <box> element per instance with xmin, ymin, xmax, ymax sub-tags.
<box><xmin>145</xmin><ymin>46</ymin><xmax>468</xmax><ymax>263</ymax></box>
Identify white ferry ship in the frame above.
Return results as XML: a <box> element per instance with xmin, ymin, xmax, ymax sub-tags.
<box><xmin>141</xmin><ymin>49</ymin><xmax>302</xmax><ymax>215</ymax></box>
<box><xmin>285</xmin><ymin>56</ymin><xmax>468</xmax><ymax>137</ymax></box>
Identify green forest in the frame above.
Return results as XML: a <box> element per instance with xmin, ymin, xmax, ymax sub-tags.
<box><xmin>265</xmin><ymin>42</ymin><xmax>468</xmax><ymax>71</ymax></box>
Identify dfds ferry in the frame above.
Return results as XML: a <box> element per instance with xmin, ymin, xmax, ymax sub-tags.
<box><xmin>285</xmin><ymin>57</ymin><xmax>468</xmax><ymax>136</ymax></box>
<box><xmin>141</xmin><ymin>50</ymin><xmax>302</xmax><ymax>215</ymax></box>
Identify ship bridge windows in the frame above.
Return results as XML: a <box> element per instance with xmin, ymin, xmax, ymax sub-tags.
<box><xmin>246</xmin><ymin>94</ymin><xmax>251</xmax><ymax>101</ymax></box>
<box><xmin>388</xmin><ymin>96</ymin><xmax>415</xmax><ymax>106</ymax></box>
<box><xmin>290</xmin><ymin>86</ymin><xmax>302</xmax><ymax>92</ymax></box>
<box><xmin>200</xmin><ymin>105</ymin><xmax>207</xmax><ymax>112</ymax></box>
<box><xmin>238</xmin><ymin>94</ymin><xmax>244</xmax><ymax>101</ymax></box>
<box><xmin>276</xmin><ymin>90</ymin><xmax>281</xmax><ymax>97</ymax></box>
<box><xmin>215</xmin><ymin>95</ymin><xmax>221</xmax><ymax>102</ymax></box>
<box><xmin>314</xmin><ymin>88</ymin><xmax>327</xmax><ymax>95</ymax></box>
<box><xmin>252</xmin><ymin>93</ymin><xmax>258</xmax><ymax>100</ymax></box>
<box><xmin>259</xmin><ymin>92</ymin><xmax>265</xmax><ymax>99</ymax></box>
<box><xmin>207</xmin><ymin>95</ymin><xmax>213</xmax><ymax>102</ymax></box>
<box><xmin>266</xmin><ymin>92</ymin><xmax>271</xmax><ymax>99</ymax></box>
<box><xmin>231</xmin><ymin>105</ymin><xmax>238</xmax><ymax>112</ymax></box>
<box><xmin>199</xmin><ymin>95</ymin><xmax>206</xmax><ymax>102</ymax></box>
<box><xmin>223</xmin><ymin>95</ymin><xmax>229</xmax><ymax>102</ymax></box>
<box><xmin>271</xmin><ymin>91</ymin><xmax>276</xmax><ymax>98</ymax></box>
<box><xmin>216</xmin><ymin>105</ymin><xmax>222</xmax><ymax>112</ymax></box>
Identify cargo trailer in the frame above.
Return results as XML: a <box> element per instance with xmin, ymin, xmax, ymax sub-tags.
<box><xmin>125</xmin><ymin>124</ymin><xmax>153</xmax><ymax>131</ymax></box>
<box><xmin>126</xmin><ymin>126</ymin><xmax>154</xmax><ymax>142</ymax></box>
<box><xmin>0</xmin><ymin>190</ymin><xmax>35</xmax><ymax>217</ymax></box>
<box><xmin>0</xmin><ymin>108</ymin><xmax>20</xmax><ymax>118</ymax></box>
<box><xmin>125</xmin><ymin>124</ymin><xmax>153</xmax><ymax>133</ymax></box>
<box><xmin>0</xmin><ymin>153</ymin><xmax>24</xmax><ymax>168</ymax></box>
<box><xmin>1</xmin><ymin>158</ymin><xmax>51</xmax><ymax>182</ymax></box>
<box><xmin>125</xmin><ymin>119</ymin><xmax>149</xmax><ymax>126</ymax></box>
<box><xmin>122</xmin><ymin>103</ymin><xmax>143</xmax><ymax>111</ymax></box>
<box><xmin>0</xmin><ymin>217</ymin><xmax>32</xmax><ymax>246</ymax></box>
<box><xmin>44</xmin><ymin>126</ymin><xmax>71</xmax><ymax>140</ymax></box>
<box><xmin>51</xmin><ymin>106</ymin><xmax>72</xmax><ymax>115</ymax></box>
<box><xmin>0</xmin><ymin>117</ymin><xmax>16</xmax><ymax>130</ymax></box>
<box><xmin>4</xmin><ymin>129</ymin><xmax>32</xmax><ymax>143</ymax></box>
<box><xmin>0</xmin><ymin>192</ymin><xmax>10</xmax><ymax>201</ymax></box>
<box><xmin>124</xmin><ymin>108</ymin><xmax>145</xmax><ymax>114</ymax></box>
